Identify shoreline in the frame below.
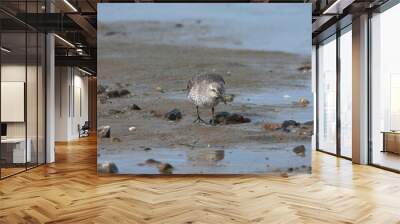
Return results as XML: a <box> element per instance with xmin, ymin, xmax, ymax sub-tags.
<box><xmin>97</xmin><ymin>22</ymin><xmax>312</xmax><ymax>174</ymax></box>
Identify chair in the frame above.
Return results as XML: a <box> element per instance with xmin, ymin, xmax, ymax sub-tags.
<box><xmin>79</xmin><ymin>121</ymin><xmax>90</xmax><ymax>138</ymax></box>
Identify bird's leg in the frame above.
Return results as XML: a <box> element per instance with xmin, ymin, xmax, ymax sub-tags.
<box><xmin>210</xmin><ymin>107</ymin><xmax>217</xmax><ymax>125</ymax></box>
<box><xmin>193</xmin><ymin>106</ymin><xmax>207</xmax><ymax>124</ymax></box>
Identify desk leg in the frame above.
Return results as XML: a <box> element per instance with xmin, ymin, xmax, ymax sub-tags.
<box><xmin>382</xmin><ymin>133</ymin><xmax>386</xmax><ymax>153</ymax></box>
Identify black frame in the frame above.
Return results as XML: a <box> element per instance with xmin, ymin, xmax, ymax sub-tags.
<box><xmin>0</xmin><ymin>0</ymin><xmax>47</xmax><ymax>180</ymax></box>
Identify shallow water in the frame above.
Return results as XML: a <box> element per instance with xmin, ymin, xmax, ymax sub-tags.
<box><xmin>165</xmin><ymin>86</ymin><xmax>313</xmax><ymax>123</ymax></box>
<box><xmin>98</xmin><ymin>4</ymin><xmax>311</xmax><ymax>55</ymax></box>
<box><xmin>99</xmin><ymin>142</ymin><xmax>311</xmax><ymax>174</ymax></box>
<box><xmin>234</xmin><ymin>87</ymin><xmax>313</xmax><ymax>123</ymax></box>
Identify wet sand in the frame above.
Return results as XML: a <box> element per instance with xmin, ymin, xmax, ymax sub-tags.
<box><xmin>97</xmin><ymin>21</ymin><xmax>312</xmax><ymax>175</ymax></box>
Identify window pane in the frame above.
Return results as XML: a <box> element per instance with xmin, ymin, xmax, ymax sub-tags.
<box><xmin>38</xmin><ymin>33</ymin><xmax>46</xmax><ymax>165</ymax></box>
<box><xmin>371</xmin><ymin>4</ymin><xmax>400</xmax><ymax>171</ymax></box>
<box><xmin>340</xmin><ymin>28</ymin><xmax>352</xmax><ymax>158</ymax></box>
<box><xmin>1</xmin><ymin>31</ymin><xmax>27</xmax><ymax>177</ymax></box>
<box><xmin>27</xmin><ymin>31</ymin><xmax>38</xmax><ymax>169</ymax></box>
<box><xmin>318</xmin><ymin>36</ymin><xmax>337</xmax><ymax>154</ymax></box>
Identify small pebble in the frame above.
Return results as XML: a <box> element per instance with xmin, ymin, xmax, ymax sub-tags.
<box><xmin>111</xmin><ymin>137</ymin><xmax>121</xmax><ymax>143</ymax></box>
<box><xmin>155</xmin><ymin>86</ymin><xmax>164</xmax><ymax>93</ymax></box>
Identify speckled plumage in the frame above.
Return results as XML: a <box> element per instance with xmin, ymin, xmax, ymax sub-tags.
<box><xmin>187</xmin><ymin>73</ymin><xmax>225</xmax><ymax>108</ymax></box>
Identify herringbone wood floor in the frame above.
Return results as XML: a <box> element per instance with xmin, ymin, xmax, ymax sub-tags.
<box><xmin>1</xmin><ymin>136</ymin><xmax>400</xmax><ymax>224</ymax></box>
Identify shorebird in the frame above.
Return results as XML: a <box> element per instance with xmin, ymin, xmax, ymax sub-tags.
<box><xmin>187</xmin><ymin>73</ymin><xmax>226</xmax><ymax>125</ymax></box>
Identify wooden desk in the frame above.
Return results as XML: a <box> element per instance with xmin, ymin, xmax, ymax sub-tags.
<box><xmin>382</xmin><ymin>131</ymin><xmax>400</xmax><ymax>154</ymax></box>
<box><xmin>1</xmin><ymin>138</ymin><xmax>31</xmax><ymax>163</ymax></box>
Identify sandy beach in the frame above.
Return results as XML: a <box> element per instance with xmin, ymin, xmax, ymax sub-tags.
<box><xmin>97</xmin><ymin>20</ymin><xmax>312</xmax><ymax>175</ymax></box>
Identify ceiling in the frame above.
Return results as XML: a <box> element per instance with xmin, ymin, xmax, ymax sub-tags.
<box><xmin>1</xmin><ymin>0</ymin><xmax>391</xmax><ymax>74</ymax></box>
<box><xmin>311</xmin><ymin>0</ymin><xmax>390</xmax><ymax>43</ymax></box>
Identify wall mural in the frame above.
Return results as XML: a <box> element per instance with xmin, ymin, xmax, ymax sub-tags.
<box><xmin>97</xmin><ymin>3</ymin><xmax>313</xmax><ymax>175</ymax></box>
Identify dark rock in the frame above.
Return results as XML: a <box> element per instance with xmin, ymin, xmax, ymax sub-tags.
<box><xmin>293</xmin><ymin>145</ymin><xmax>306</xmax><ymax>157</ymax></box>
<box><xmin>144</xmin><ymin>159</ymin><xmax>174</xmax><ymax>174</ymax></box>
<box><xmin>129</xmin><ymin>104</ymin><xmax>141</xmax><ymax>110</ymax></box>
<box><xmin>144</xmin><ymin>147</ymin><xmax>152</xmax><ymax>151</ymax></box>
<box><xmin>281</xmin><ymin>120</ymin><xmax>300</xmax><ymax>132</ymax></box>
<box><xmin>105</xmin><ymin>31</ymin><xmax>126</xmax><ymax>36</ymax></box>
<box><xmin>105</xmin><ymin>31</ymin><xmax>117</xmax><ymax>36</ymax></box>
<box><xmin>106</xmin><ymin>89</ymin><xmax>131</xmax><ymax>98</ymax></box>
<box><xmin>297</xmin><ymin>64</ymin><xmax>311</xmax><ymax>72</ymax></box>
<box><xmin>97</xmin><ymin>162</ymin><xmax>118</xmax><ymax>173</ymax></box>
<box><xmin>106</xmin><ymin>90</ymin><xmax>121</xmax><ymax>98</ymax></box>
<box><xmin>164</xmin><ymin>109</ymin><xmax>182</xmax><ymax>121</ymax></box>
<box><xmin>215</xmin><ymin>111</ymin><xmax>230</xmax><ymax>120</ymax></box>
<box><xmin>214</xmin><ymin>112</ymin><xmax>251</xmax><ymax>125</ymax></box>
<box><xmin>98</xmin><ymin>125</ymin><xmax>111</xmax><ymax>138</ymax></box>
<box><xmin>111</xmin><ymin>137</ymin><xmax>122</xmax><ymax>143</ymax></box>
<box><xmin>159</xmin><ymin>163</ymin><xmax>174</xmax><ymax>174</ymax></box>
<box><xmin>282</xmin><ymin>120</ymin><xmax>299</xmax><ymax>128</ymax></box>
<box><xmin>145</xmin><ymin>159</ymin><xmax>161</xmax><ymax>166</ymax></box>
<box><xmin>109</xmin><ymin>109</ymin><xmax>123</xmax><ymax>115</ymax></box>
<box><xmin>97</xmin><ymin>85</ymin><xmax>107</xmax><ymax>94</ymax></box>
<box><xmin>227</xmin><ymin>114</ymin><xmax>251</xmax><ymax>124</ymax></box>
<box><xmin>175</xmin><ymin>23</ymin><xmax>183</xmax><ymax>28</ymax></box>
<box><xmin>303</xmin><ymin>121</ymin><xmax>314</xmax><ymax>126</ymax></box>
<box><xmin>119</xmin><ymin>89</ymin><xmax>131</xmax><ymax>96</ymax></box>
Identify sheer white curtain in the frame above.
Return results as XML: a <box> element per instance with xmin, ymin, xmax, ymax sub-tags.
<box><xmin>339</xmin><ymin>28</ymin><xmax>352</xmax><ymax>158</ymax></box>
<box><xmin>318</xmin><ymin>36</ymin><xmax>337</xmax><ymax>154</ymax></box>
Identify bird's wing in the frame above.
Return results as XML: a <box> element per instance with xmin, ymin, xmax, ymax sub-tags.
<box><xmin>198</xmin><ymin>73</ymin><xmax>225</xmax><ymax>85</ymax></box>
<box><xmin>187</xmin><ymin>79</ymin><xmax>194</xmax><ymax>91</ymax></box>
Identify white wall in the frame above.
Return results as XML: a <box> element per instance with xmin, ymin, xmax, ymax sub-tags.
<box><xmin>55</xmin><ymin>67</ymin><xmax>89</xmax><ymax>141</ymax></box>
<box><xmin>55</xmin><ymin>67</ymin><xmax>70</xmax><ymax>141</ymax></box>
<box><xmin>1</xmin><ymin>65</ymin><xmax>26</xmax><ymax>140</ymax></box>
<box><xmin>1</xmin><ymin>63</ymin><xmax>46</xmax><ymax>164</ymax></box>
